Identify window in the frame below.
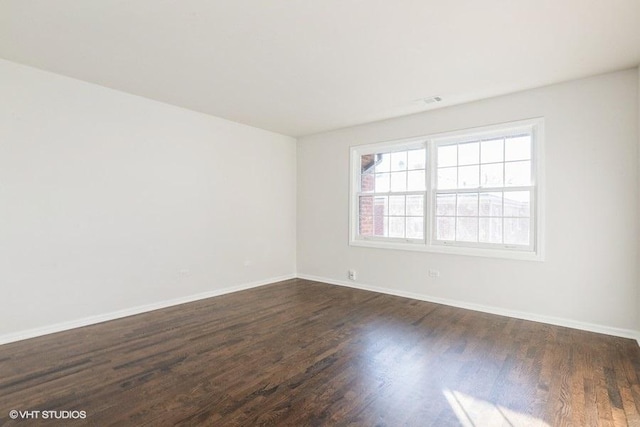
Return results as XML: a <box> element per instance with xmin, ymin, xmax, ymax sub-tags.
<box><xmin>350</xmin><ymin>118</ymin><xmax>544</xmax><ymax>260</ymax></box>
<box><xmin>357</xmin><ymin>144</ymin><xmax>427</xmax><ymax>241</ymax></box>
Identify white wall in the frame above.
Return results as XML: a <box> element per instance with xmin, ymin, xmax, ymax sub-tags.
<box><xmin>0</xmin><ymin>59</ymin><xmax>297</xmax><ymax>339</ymax></box>
<box><xmin>298</xmin><ymin>69</ymin><xmax>639</xmax><ymax>334</ymax></box>
<box><xmin>2</xmin><ymin>58</ymin><xmax>638</xmax><ymax>343</ymax></box>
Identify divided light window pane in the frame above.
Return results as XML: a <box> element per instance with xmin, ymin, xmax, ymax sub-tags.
<box><xmin>389</xmin><ymin>195</ymin><xmax>405</xmax><ymax>215</ymax></box>
<box><xmin>504</xmin><ymin>191</ymin><xmax>530</xmax><ymax>217</ymax></box>
<box><xmin>505</xmin><ymin>161</ymin><xmax>531</xmax><ymax>187</ymax></box>
<box><xmin>375</xmin><ymin>173</ymin><xmax>390</xmax><ymax>192</ymax></box>
<box><xmin>406</xmin><ymin>195</ymin><xmax>424</xmax><ymax>216</ymax></box>
<box><xmin>437</xmin><ymin>145</ymin><xmax>457</xmax><ymax>167</ymax></box>
<box><xmin>408</xmin><ymin>149</ymin><xmax>426</xmax><ymax>169</ymax></box>
<box><xmin>458</xmin><ymin>165</ymin><xmax>479</xmax><ymax>188</ymax></box>
<box><xmin>458</xmin><ymin>142</ymin><xmax>479</xmax><ymax>165</ymax></box>
<box><xmin>377</xmin><ymin>153</ymin><xmax>391</xmax><ymax>172</ymax></box>
<box><xmin>481</xmin><ymin>163</ymin><xmax>503</xmax><ymax>187</ymax></box>
<box><xmin>480</xmin><ymin>192</ymin><xmax>503</xmax><ymax>216</ymax></box>
<box><xmin>437</xmin><ymin>168</ymin><xmax>457</xmax><ymax>189</ymax></box>
<box><xmin>408</xmin><ymin>170</ymin><xmax>425</xmax><ymax>191</ymax></box>
<box><xmin>390</xmin><ymin>171</ymin><xmax>407</xmax><ymax>192</ymax></box>
<box><xmin>505</xmin><ymin>135</ymin><xmax>531</xmax><ymax>161</ymax></box>
<box><xmin>481</xmin><ymin>138</ymin><xmax>503</xmax><ymax>163</ymax></box>
<box><xmin>391</xmin><ymin>152</ymin><xmax>407</xmax><ymax>171</ymax></box>
<box><xmin>480</xmin><ymin>218</ymin><xmax>503</xmax><ymax>243</ymax></box>
<box><xmin>457</xmin><ymin>193</ymin><xmax>478</xmax><ymax>216</ymax></box>
<box><xmin>436</xmin><ymin>193</ymin><xmax>456</xmax><ymax>216</ymax></box>
<box><xmin>456</xmin><ymin>217</ymin><xmax>478</xmax><ymax>242</ymax></box>
<box><xmin>406</xmin><ymin>217</ymin><xmax>424</xmax><ymax>239</ymax></box>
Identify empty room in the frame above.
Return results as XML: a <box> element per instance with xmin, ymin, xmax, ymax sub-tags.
<box><xmin>1</xmin><ymin>1</ymin><xmax>640</xmax><ymax>426</ymax></box>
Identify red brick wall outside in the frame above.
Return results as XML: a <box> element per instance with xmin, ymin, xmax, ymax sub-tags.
<box><xmin>358</xmin><ymin>172</ymin><xmax>375</xmax><ymax>236</ymax></box>
<box><xmin>373</xmin><ymin>201</ymin><xmax>385</xmax><ymax>235</ymax></box>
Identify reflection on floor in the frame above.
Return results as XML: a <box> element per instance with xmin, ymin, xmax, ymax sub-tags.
<box><xmin>1</xmin><ymin>279</ymin><xmax>639</xmax><ymax>426</ymax></box>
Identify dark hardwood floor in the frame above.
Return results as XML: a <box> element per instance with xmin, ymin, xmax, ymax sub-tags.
<box><xmin>1</xmin><ymin>278</ymin><xmax>640</xmax><ymax>426</ymax></box>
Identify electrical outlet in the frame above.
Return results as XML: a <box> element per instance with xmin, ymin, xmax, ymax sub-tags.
<box><xmin>348</xmin><ymin>270</ymin><xmax>357</xmax><ymax>281</ymax></box>
<box><xmin>428</xmin><ymin>269</ymin><xmax>440</xmax><ymax>278</ymax></box>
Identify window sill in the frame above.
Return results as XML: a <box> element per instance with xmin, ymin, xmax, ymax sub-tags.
<box><xmin>349</xmin><ymin>239</ymin><xmax>544</xmax><ymax>262</ymax></box>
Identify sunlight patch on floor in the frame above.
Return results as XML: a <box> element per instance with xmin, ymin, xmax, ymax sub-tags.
<box><xmin>443</xmin><ymin>389</ymin><xmax>549</xmax><ymax>427</ymax></box>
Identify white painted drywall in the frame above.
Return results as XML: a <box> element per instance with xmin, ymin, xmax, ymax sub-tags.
<box><xmin>0</xmin><ymin>59</ymin><xmax>296</xmax><ymax>338</ymax></box>
<box><xmin>297</xmin><ymin>69</ymin><xmax>639</xmax><ymax>332</ymax></box>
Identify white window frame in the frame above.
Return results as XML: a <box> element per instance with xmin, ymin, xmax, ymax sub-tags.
<box><xmin>349</xmin><ymin>118</ymin><xmax>545</xmax><ymax>261</ymax></box>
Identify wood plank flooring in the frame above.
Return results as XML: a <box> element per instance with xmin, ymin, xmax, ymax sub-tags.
<box><xmin>1</xmin><ymin>278</ymin><xmax>640</xmax><ymax>426</ymax></box>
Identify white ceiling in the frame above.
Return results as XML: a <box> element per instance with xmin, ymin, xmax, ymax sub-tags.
<box><xmin>1</xmin><ymin>1</ymin><xmax>639</xmax><ymax>137</ymax></box>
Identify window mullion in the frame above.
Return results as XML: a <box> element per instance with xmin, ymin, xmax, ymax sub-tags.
<box><xmin>423</xmin><ymin>142</ymin><xmax>429</xmax><ymax>244</ymax></box>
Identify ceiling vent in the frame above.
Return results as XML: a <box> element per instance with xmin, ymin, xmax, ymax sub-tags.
<box><xmin>423</xmin><ymin>96</ymin><xmax>443</xmax><ymax>105</ymax></box>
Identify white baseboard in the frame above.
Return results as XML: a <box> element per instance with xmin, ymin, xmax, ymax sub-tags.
<box><xmin>4</xmin><ymin>273</ymin><xmax>638</xmax><ymax>348</ymax></box>
<box><xmin>0</xmin><ymin>274</ymin><xmax>296</xmax><ymax>346</ymax></box>
<box><xmin>297</xmin><ymin>273</ymin><xmax>640</xmax><ymax>346</ymax></box>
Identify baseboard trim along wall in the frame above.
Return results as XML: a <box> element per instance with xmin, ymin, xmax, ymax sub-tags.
<box><xmin>0</xmin><ymin>274</ymin><xmax>296</xmax><ymax>346</ymax></box>
<box><xmin>296</xmin><ymin>273</ymin><xmax>640</xmax><ymax>346</ymax></box>
<box><xmin>3</xmin><ymin>273</ymin><xmax>638</xmax><ymax>347</ymax></box>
